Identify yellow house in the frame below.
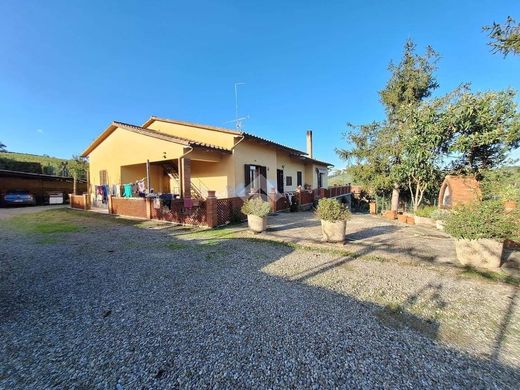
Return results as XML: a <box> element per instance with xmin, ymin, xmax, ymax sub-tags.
<box><xmin>81</xmin><ymin>116</ymin><xmax>332</xmax><ymax>204</ymax></box>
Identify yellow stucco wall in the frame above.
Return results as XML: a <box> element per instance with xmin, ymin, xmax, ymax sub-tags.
<box><xmin>145</xmin><ymin>120</ymin><xmax>238</xmax><ymax>149</ymax></box>
<box><xmin>191</xmin><ymin>157</ymin><xmax>234</xmax><ymax>198</ymax></box>
<box><xmin>87</xmin><ymin>124</ymin><xmax>329</xmax><ymax>200</ymax></box>
<box><xmin>88</xmin><ymin>127</ymin><xmax>187</xmax><ymax>186</ymax></box>
<box><xmin>233</xmin><ymin>140</ymin><xmax>277</xmax><ymax>195</ymax></box>
<box><xmin>276</xmin><ymin>151</ymin><xmax>307</xmax><ymax>192</ymax></box>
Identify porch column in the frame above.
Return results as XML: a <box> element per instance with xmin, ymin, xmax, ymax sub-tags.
<box><xmin>269</xmin><ymin>187</ymin><xmax>277</xmax><ymax>212</ymax></box>
<box><xmin>181</xmin><ymin>157</ymin><xmax>192</xmax><ymax>199</ymax></box>
<box><xmin>206</xmin><ymin>190</ymin><xmax>218</xmax><ymax>228</ymax></box>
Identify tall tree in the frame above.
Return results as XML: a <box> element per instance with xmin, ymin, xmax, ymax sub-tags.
<box><xmin>444</xmin><ymin>89</ymin><xmax>520</xmax><ymax>176</ymax></box>
<box><xmin>338</xmin><ymin>40</ymin><xmax>440</xmax><ymax>210</ymax></box>
<box><xmin>483</xmin><ymin>16</ymin><xmax>520</xmax><ymax>57</ymax></box>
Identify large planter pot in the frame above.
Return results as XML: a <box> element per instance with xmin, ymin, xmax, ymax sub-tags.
<box><xmin>454</xmin><ymin>239</ymin><xmax>504</xmax><ymax>270</ymax></box>
<box><xmin>247</xmin><ymin>214</ymin><xmax>267</xmax><ymax>233</ymax></box>
<box><xmin>414</xmin><ymin>216</ymin><xmax>436</xmax><ymax>227</ymax></box>
<box><xmin>321</xmin><ymin>220</ymin><xmax>346</xmax><ymax>243</ymax></box>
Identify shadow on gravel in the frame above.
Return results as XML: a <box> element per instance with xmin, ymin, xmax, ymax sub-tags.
<box><xmin>0</xmin><ymin>209</ymin><xmax>519</xmax><ymax>388</ymax></box>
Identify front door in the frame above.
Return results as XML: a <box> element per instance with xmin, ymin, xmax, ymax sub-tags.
<box><xmin>277</xmin><ymin>169</ymin><xmax>284</xmax><ymax>193</ymax></box>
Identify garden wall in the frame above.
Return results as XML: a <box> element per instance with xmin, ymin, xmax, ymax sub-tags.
<box><xmin>110</xmin><ymin>197</ymin><xmax>148</xmax><ymax>219</ymax></box>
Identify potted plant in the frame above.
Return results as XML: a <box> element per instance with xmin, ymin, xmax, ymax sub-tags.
<box><xmin>444</xmin><ymin>200</ymin><xmax>519</xmax><ymax>270</ymax></box>
<box><xmin>315</xmin><ymin>198</ymin><xmax>352</xmax><ymax>242</ymax></box>
<box><xmin>241</xmin><ymin>197</ymin><xmax>271</xmax><ymax>233</ymax></box>
<box><xmin>414</xmin><ymin>206</ymin><xmax>436</xmax><ymax>226</ymax></box>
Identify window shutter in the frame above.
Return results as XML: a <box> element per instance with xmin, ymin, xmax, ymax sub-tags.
<box><xmin>297</xmin><ymin>171</ymin><xmax>302</xmax><ymax>186</ymax></box>
<box><xmin>259</xmin><ymin>166</ymin><xmax>267</xmax><ymax>195</ymax></box>
<box><xmin>244</xmin><ymin>164</ymin><xmax>251</xmax><ymax>188</ymax></box>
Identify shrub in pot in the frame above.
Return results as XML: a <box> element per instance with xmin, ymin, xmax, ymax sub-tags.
<box><xmin>241</xmin><ymin>197</ymin><xmax>271</xmax><ymax>233</ymax></box>
<box><xmin>315</xmin><ymin>198</ymin><xmax>352</xmax><ymax>242</ymax></box>
<box><xmin>444</xmin><ymin>200</ymin><xmax>519</xmax><ymax>270</ymax></box>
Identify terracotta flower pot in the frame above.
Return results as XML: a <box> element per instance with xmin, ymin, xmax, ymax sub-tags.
<box><xmin>397</xmin><ymin>214</ymin><xmax>407</xmax><ymax>223</ymax></box>
<box><xmin>454</xmin><ymin>239</ymin><xmax>503</xmax><ymax>270</ymax></box>
<box><xmin>321</xmin><ymin>220</ymin><xmax>346</xmax><ymax>243</ymax></box>
<box><xmin>247</xmin><ymin>214</ymin><xmax>267</xmax><ymax>233</ymax></box>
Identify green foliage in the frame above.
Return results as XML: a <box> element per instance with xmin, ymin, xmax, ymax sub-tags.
<box><xmin>443</xmin><ymin>89</ymin><xmax>520</xmax><ymax>175</ymax></box>
<box><xmin>0</xmin><ymin>158</ymin><xmax>42</xmax><ymax>173</ymax></box>
<box><xmin>338</xmin><ymin>40</ymin><xmax>443</xmax><ymax>208</ymax></box>
<box><xmin>315</xmin><ymin>198</ymin><xmax>352</xmax><ymax>222</ymax></box>
<box><xmin>380</xmin><ymin>39</ymin><xmax>439</xmax><ymax>116</ymax></box>
<box><xmin>0</xmin><ymin>151</ymin><xmax>88</xmax><ymax>178</ymax></box>
<box><xmin>444</xmin><ymin>200</ymin><xmax>519</xmax><ymax>240</ymax></box>
<box><xmin>480</xmin><ymin>167</ymin><xmax>520</xmax><ymax>203</ymax></box>
<box><xmin>414</xmin><ymin>205</ymin><xmax>436</xmax><ymax>218</ymax></box>
<box><xmin>483</xmin><ymin>16</ymin><xmax>520</xmax><ymax>57</ymax></box>
<box><xmin>328</xmin><ymin>169</ymin><xmax>354</xmax><ymax>186</ymax></box>
<box><xmin>430</xmin><ymin>208</ymin><xmax>450</xmax><ymax>221</ymax></box>
<box><xmin>241</xmin><ymin>197</ymin><xmax>271</xmax><ymax>217</ymax></box>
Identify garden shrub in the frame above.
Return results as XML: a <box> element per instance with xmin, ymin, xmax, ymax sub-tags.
<box><xmin>315</xmin><ymin>198</ymin><xmax>352</xmax><ymax>222</ymax></box>
<box><xmin>431</xmin><ymin>208</ymin><xmax>450</xmax><ymax>221</ymax></box>
<box><xmin>241</xmin><ymin>197</ymin><xmax>271</xmax><ymax>217</ymax></box>
<box><xmin>444</xmin><ymin>200</ymin><xmax>519</xmax><ymax>240</ymax></box>
<box><xmin>414</xmin><ymin>205</ymin><xmax>436</xmax><ymax>218</ymax></box>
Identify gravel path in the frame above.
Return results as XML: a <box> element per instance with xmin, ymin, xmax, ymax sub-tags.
<box><xmin>1</xmin><ymin>209</ymin><xmax>519</xmax><ymax>388</ymax></box>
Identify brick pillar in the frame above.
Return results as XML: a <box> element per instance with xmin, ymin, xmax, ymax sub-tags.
<box><xmin>181</xmin><ymin>157</ymin><xmax>191</xmax><ymax>199</ymax></box>
<box><xmin>145</xmin><ymin>197</ymin><xmax>153</xmax><ymax>219</ymax></box>
<box><xmin>269</xmin><ymin>187</ymin><xmax>277</xmax><ymax>212</ymax></box>
<box><xmin>206</xmin><ymin>190</ymin><xmax>218</xmax><ymax>228</ymax></box>
<box><xmin>108</xmin><ymin>195</ymin><xmax>113</xmax><ymax>214</ymax></box>
<box><xmin>85</xmin><ymin>193</ymin><xmax>91</xmax><ymax>210</ymax></box>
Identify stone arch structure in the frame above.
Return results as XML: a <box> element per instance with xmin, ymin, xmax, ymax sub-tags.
<box><xmin>438</xmin><ymin>175</ymin><xmax>481</xmax><ymax>209</ymax></box>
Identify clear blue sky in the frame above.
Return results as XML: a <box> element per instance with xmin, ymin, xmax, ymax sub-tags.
<box><xmin>0</xmin><ymin>0</ymin><xmax>518</xmax><ymax>167</ymax></box>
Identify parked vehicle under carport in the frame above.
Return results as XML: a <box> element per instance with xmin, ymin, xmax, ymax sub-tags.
<box><xmin>1</xmin><ymin>190</ymin><xmax>37</xmax><ymax>206</ymax></box>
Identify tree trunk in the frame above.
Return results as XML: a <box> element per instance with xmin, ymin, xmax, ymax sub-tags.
<box><xmin>391</xmin><ymin>184</ymin><xmax>400</xmax><ymax>212</ymax></box>
<box><xmin>73</xmin><ymin>173</ymin><xmax>77</xmax><ymax>195</ymax></box>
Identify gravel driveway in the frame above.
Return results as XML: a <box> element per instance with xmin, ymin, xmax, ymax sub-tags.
<box><xmin>1</xmin><ymin>209</ymin><xmax>519</xmax><ymax>388</ymax></box>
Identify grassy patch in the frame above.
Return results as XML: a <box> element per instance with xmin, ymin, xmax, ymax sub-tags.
<box><xmin>10</xmin><ymin>213</ymin><xmax>81</xmax><ymax>234</ymax></box>
<box><xmin>460</xmin><ymin>266</ymin><xmax>520</xmax><ymax>287</ymax></box>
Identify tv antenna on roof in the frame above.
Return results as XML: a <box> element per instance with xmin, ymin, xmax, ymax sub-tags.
<box><xmin>233</xmin><ymin>82</ymin><xmax>248</xmax><ymax>130</ymax></box>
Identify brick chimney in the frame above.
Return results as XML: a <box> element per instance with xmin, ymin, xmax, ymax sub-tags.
<box><xmin>306</xmin><ymin>130</ymin><xmax>313</xmax><ymax>158</ymax></box>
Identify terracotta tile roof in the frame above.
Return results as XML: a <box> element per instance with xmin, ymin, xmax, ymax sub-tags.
<box><xmin>81</xmin><ymin>121</ymin><xmax>232</xmax><ymax>156</ymax></box>
<box><xmin>145</xmin><ymin>116</ymin><xmax>333</xmax><ymax>166</ymax></box>
<box><xmin>113</xmin><ymin>122</ymin><xmax>232</xmax><ymax>152</ymax></box>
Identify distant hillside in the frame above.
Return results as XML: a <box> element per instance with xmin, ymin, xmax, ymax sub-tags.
<box><xmin>328</xmin><ymin>169</ymin><xmax>354</xmax><ymax>186</ymax></box>
<box><xmin>0</xmin><ymin>151</ymin><xmax>72</xmax><ymax>176</ymax></box>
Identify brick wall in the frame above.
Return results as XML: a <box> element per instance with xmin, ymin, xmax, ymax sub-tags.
<box><xmin>111</xmin><ymin>197</ymin><xmax>147</xmax><ymax>219</ymax></box>
<box><xmin>151</xmin><ymin>198</ymin><xmax>208</xmax><ymax>226</ymax></box>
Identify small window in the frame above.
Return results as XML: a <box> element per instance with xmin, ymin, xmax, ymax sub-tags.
<box><xmin>297</xmin><ymin>171</ymin><xmax>302</xmax><ymax>186</ymax></box>
<box><xmin>286</xmin><ymin>176</ymin><xmax>292</xmax><ymax>186</ymax></box>
<box><xmin>99</xmin><ymin>170</ymin><xmax>108</xmax><ymax>185</ymax></box>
